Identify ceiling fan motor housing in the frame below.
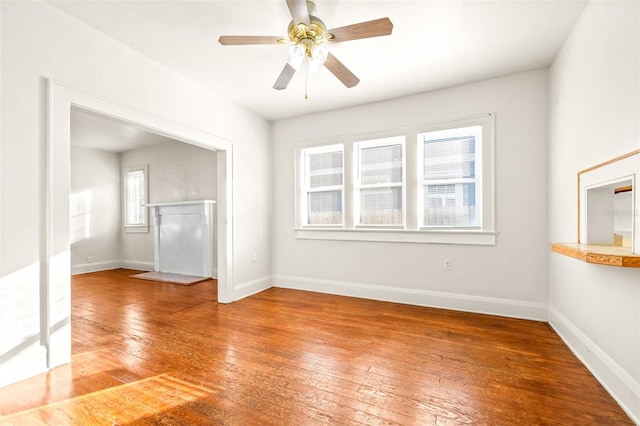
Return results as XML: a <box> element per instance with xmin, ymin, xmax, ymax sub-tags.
<box><xmin>287</xmin><ymin>15</ymin><xmax>333</xmax><ymax>57</ymax></box>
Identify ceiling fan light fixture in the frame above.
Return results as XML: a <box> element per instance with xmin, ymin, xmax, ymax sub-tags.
<box><xmin>309</xmin><ymin>44</ymin><xmax>328</xmax><ymax>73</ymax></box>
<box><xmin>219</xmin><ymin>0</ymin><xmax>393</xmax><ymax>92</ymax></box>
<box><xmin>288</xmin><ymin>44</ymin><xmax>306</xmax><ymax>70</ymax></box>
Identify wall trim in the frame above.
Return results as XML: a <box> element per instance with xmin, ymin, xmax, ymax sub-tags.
<box><xmin>234</xmin><ymin>275</ymin><xmax>272</xmax><ymax>301</ymax></box>
<box><xmin>71</xmin><ymin>260</ymin><xmax>122</xmax><ymax>275</ymax></box>
<box><xmin>548</xmin><ymin>306</ymin><xmax>640</xmax><ymax>424</ymax></box>
<box><xmin>274</xmin><ymin>274</ymin><xmax>547</xmax><ymax>321</ymax></box>
<box><xmin>47</xmin><ymin>78</ymin><xmax>235</xmax><ymax>376</ymax></box>
<box><xmin>71</xmin><ymin>261</ymin><xmax>215</xmax><ymax>276</ymax></box>
<box><xmin>120</xmin><ymin>260</ymin><xmax>154</xmax><ymax>272</ymax></box>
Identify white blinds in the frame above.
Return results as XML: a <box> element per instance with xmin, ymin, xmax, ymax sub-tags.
<box><xmin>423</xmin><ymin>136</ymin><xmax>475</xmax><ymax>180</ymax></box>
<box><xmin>309</xmin><ymin>150</ymin><xmax>343</xmax><ymax>188</ymax></box>
<box><xmin>421</xmin><ymin>126</ymin><xmax>479</xmax><ymax>227</ymax></box>
<box><xmin>305</xmin><ymin>147</ymin><xmax>343</xmax><ymax>225</ymax></box>
<box><xmin>360</xmin><ymin>144</ymin><xmax>403</xmax><ymax>185</ymax></box>
<box><xmin>358</xmin><ymin>142</ymin><xmax>403</xmax><ymax>225</ymax></box>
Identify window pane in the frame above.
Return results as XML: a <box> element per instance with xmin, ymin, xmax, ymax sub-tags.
<box><xmin>309</xmin><ymin>150</ymin><xmax>342</xmax><ymax>188</ymax></box>
<box><xmin>360</xmin><ymin>187</ymin><xmax>403</xmax><ymax>225</ymax></box>
<box><xmin>421</xmin><ymin>126</ymin><xmax>480</xmax><ymax>228</ymax></box>
<box><xmin>360</xmin><ymin>144</ymin><xmax>403</xmax><ymax>185</ymax></box>
<box><xmin>423</xmin><ymin>183</ymin><xmax>476</xmax><ymax>227</ymax></box>
<box><xmin>126</xmin><ymin>170</ymin><xmax>146</xmax><ymax>226</ymax></box>
<box><xmin>308</xmin><ymin>190</ymin><xmax>342</xmax><ymax>225</ymax></box>
<box><xmin>423</xmin><ymin>131</ymin><xmax>477</xmax><ymax>180</ymax></box>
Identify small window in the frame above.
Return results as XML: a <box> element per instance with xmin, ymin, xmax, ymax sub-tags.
<box><xmin>124</xmin><ymin>165</ymin><xmax>149</xmax><ymax>231</ymax></box>
<box><xmin>302</xmin><ymin>145</ymin><xmax>343</xmax><ymax>226</ymax></box>
<box><xmin>420</xmin><ymin>126</ymin><xmax>481</xmax><ymax>228</ymax></box>
<box><xmin>356</xmin><ymin>137</ymin><xmax>405</xmax><ymax>226</ymax></box>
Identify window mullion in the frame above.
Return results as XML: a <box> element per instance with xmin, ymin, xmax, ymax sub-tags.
<box><xmin>405</xmin><ymin>134</ymin><xmax>418</xmax><ymax>230</ymax></box>
<box><xmin>344</xmin><ymin>142</ymin><xmax>355</xmax><ymax>229</ymax></box>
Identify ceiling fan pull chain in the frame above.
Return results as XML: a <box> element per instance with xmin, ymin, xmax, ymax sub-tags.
<box><xmin>305</xmin><ymin>72</ymin><xmax>309</xmax><ymax>100</ymax></box>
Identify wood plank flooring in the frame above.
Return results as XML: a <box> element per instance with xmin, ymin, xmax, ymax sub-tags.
<box><xmin>0</xmin><ymin>269</ymin><xmax>632</xmax><ymax>425</ymax></box>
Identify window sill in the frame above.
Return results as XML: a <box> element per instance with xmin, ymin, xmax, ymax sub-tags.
<box><xmin>295</xmin><ymin>228</ymin><xmax>497</xmax><ymax>245</ymax></box>
<box><xmin>551</xmin><ymin>243</ymin><xmax>640</xmax><ymax>268</ymax></box>
<box><xmin>125</xmin><ymin>226</ymin><xmax>149</xmax><ymax>234</ymax></box>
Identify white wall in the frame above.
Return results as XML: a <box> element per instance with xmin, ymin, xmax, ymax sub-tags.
<box><xmin>120</xmin><ymin>141</ymin><xmax>218</xmax><ymax>271</ymax></box>
<box><xmin>0</xmin><ymin>1</ymin><xmax>271</xmax><ymax>387</ymax></box>
<box><xmin>548</xmin><ymin>1</ymin><xmax>639</xmax><ymax>422</ymax></box>
<box><xmin>70</xmin><ymin>145</ymin><xmax>121</xmax><ymax>273</ymax></box>
<box><xmin>272</xmin><ymin>70</ymin><xmax>549</xmax><ymax>320</ymax></box>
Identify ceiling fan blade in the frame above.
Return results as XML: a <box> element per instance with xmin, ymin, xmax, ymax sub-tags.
<box><xmin>324</xmin><ymin>52</ymin><xmax>359</xmax><ymax>88</ymax></box>
<box><xmin>286</xmin><ymin>0</ymin><xmax>310</xmax><ymax>26</ymax></box>
<box><xmin>218</xmin><ymin>35</ymin><xmax>283</xmax><ymax>45</ymax></box>
<box><xmin>328</xmin><ymin>17</ymin><xmax>393</xmax><ymax>42</ymax></box>
<box><xmin>273</xmin><ymin>63</ymin><xmax>298</xmax><ymax>90</ymax></box>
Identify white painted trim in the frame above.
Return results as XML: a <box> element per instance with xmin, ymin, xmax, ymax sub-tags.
<box><xmin>295</xmin><ymin>229</ymin><xmax>497</xmax><ymax>245</ymax></box>
<box><xmin>120</xmin><ymin>260</ymin><xmax>155</xmax><ymax>272</ymax></box>
<box><xmin>123</xmin><ymin>164</ymin><xmax>149</xmax><ymax>229</ymax></box>
<box><xmin>548</xmin><ymin>306</ymin><xmax>640</xmax><ymax>424</ymax></box>
<box><xmin>71</xmin><ymin>260</ymin><xmax>121</xmax><ymax>275</ymax></box>
<box><xmin>294</xmin><ymin>113</ymin><xmax>497</xmax><ymax>243</ymax></box>
<box><xmin>47</xmin><ymin>79</ymin><xmax>235</xmax><ymax>372</ymax></box>
<box><xmin>71</xmin><ymin>260</ymin><xmax>211</xmax><ymax>276</ymax></box>
<box><xmin>124</xmin><ymin>226</ymin><xmax>149</xmax><ymax>234</ymax></box>
<box><xmin>274</xmin><ymin>274</ymin><xmax>547</xmax><ymax>321</ymax></box>
<box><xmin>234</xmin><ymin>275</ymin><xmax>273</xmax><ymax>301</ymax></box>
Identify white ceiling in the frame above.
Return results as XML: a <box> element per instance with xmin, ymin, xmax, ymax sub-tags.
<box><xmin>71</xmin><ymin>107</ymin><xmax>180</xmax><ymax>152</ymax></box>
<box><xmin>50</xmin><ymin>0</ymin><xmax>588</xmax><ymax>122</ymax></box>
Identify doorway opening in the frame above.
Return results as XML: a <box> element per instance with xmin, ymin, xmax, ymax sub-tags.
<box><xmin>47</xmin><ymin>80</ymin><xmax>234</xmax><ymax>371</ymax></box>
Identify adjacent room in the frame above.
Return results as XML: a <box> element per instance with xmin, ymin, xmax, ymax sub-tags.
<box><xmin>69</xmin><ymin>108</ymin><xmax>219</xmax><ymax>280</ymax></box>
<box><xmin>0</xmin><ymin>0</ymin><xmax>638</xmax><ymax>424</ymax></box>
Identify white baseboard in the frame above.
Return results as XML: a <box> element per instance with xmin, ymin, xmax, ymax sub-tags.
<box><xmin>71</xmin><ymin>260</ymin><xmax>121</xmax><ymax>275</ymax></box>
<box><xmin>273</xmin><ymin>274</ymin><xmax>547</xmax><ymax>321</ymax></box>
<box><xmin>71</xmin><ymin>260</ymin><xmax>154</xmax><ymax>275</ymax></box>
<box><xmin>120</xmin><ymin>260</ymin><xmax>154</xmax><ymax>272</ymax></box>
<box><xmin>548</xmin><ymin>306</ymin><xmax>640</xmax><ymax>424</ymax></box>
<box><xmin>234</xmin><ymin>275</ymin><xmax>272</xmax><ymax>301</ymax></box>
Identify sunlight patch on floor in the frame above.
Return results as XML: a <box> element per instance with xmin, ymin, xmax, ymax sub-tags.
<box><xmin>0</xmin><ymin>373</ymin><xmax>214</xmax><ymax>425</ymax></box>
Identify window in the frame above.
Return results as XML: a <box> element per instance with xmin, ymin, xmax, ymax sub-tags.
<box><xmin>421</xmin><ymin>126</ymin><xmax>481</xmax><ymax>228</ymax></box>
<box><xmin>356</xmin><ymin>137</ymin><xmax>405</xmax><ymax>226</ymax></box>
<box><xmin>302</xmin><ymin>144</ymin><xmax>343</xmax><ymax>226</ymax></box>
<box><xmin>295</xmin><ymin>114</ymin><xmax>495</xmax><ymax>245</ymax></box>
<box><xmin>124</xmin><ymin>165</ymin><xmax>149</xmax><ymax>232</ymax></box>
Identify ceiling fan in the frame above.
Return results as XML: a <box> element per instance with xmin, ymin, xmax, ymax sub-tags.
<box><xmin>218</xmin><ymin>0</ymin><xmax>393</xmax><ymax>92</ymax></box>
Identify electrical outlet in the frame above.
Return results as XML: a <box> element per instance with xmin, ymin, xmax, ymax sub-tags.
<box><xmin>443</xmin><ymin>259</ymin><xmax>452</xmax><ymax>270</ymax></box>
<box><xmin>87</xmin><ymin>256</ymin><xmax>93</xmax><ymax>263</ymax></box>
<box><xmin>252</xmin><ymin>253</ymin><xmax>257</xmax><ymax>263</ymax></box>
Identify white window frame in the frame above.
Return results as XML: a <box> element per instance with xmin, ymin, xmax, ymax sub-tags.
<box><xmin>294</xmin><ymin>114</ymin><xmax>496</xmax><ymax>245</ymax></box>
<box><xmin>300</xmin><ymin>144</ymin><xmax>344</xmax><ymax>228</ymax></box>
<box><xmin>419</xmin><ymin>125</ymin><xmax>483</xmax><ymax>230</ymax></box>
<box><xmin>123</xmin><ymin>164</ymin><xmax>149</xmax><ymax>233</ymax></box>
<box><xmin>355</xmin><ymin>137</ymin><xmax>406</xmax><ymax>229</ymax></box>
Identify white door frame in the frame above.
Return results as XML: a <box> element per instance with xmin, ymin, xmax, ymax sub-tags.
<box><xmin>46</xmin><ymin>79</ymin><xmax>234</xmax><ymax>368</ymax></box>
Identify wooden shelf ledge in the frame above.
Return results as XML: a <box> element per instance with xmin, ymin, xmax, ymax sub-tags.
<box><xmin>551</xmin><ymin>243</ymin><xmax>640</xmax><ymax>268</ymax></box>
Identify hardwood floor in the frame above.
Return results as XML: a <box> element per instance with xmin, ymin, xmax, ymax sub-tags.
<box><xmin>0</xmin><ymin>269</ymin><xmax>632</xmax><ymax>425</ymax></box>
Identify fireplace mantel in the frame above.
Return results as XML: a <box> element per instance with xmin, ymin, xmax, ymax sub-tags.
<box><xmin>147</xmin><ymin>200</ymin><xmax>216</xmax><ymax>278</ymax></box>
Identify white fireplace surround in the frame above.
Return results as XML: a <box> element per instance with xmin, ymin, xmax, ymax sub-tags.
<box><xmin>148</xmin><ymin>200</ymin><xmax>217</xmax><ymax>278</ymax></box>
